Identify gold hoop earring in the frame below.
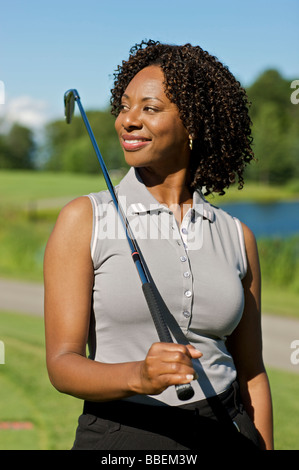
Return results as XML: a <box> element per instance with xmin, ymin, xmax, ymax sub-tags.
<box><xmin>189</xmin><ymin>138</ymin><xmax>193</xmax><ymax>151</ymax></box>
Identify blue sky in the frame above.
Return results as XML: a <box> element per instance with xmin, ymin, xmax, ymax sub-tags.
<box><xmin>0</xmin><ymin>0</ymin><xmax>298</xmax><ymax>130</ymax></box>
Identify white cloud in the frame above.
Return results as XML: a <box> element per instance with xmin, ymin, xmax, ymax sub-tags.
<box><xmin>0</xmin><ymin>95</ymin><xmax>49</xmax><ymax>130</ymax></box>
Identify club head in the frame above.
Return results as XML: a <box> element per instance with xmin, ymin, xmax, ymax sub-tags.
<box><xmin>64</xmin><ymin>89</ymin><xmax>79</xmax><ymax>124</ymax></box>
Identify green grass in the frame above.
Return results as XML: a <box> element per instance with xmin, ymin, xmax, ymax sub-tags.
<box><xmin>262</xmin><ymin>285</ymin><xmax>299</xmax><ymax>318</ymax></box>
<box><xmin>0</xmin><ymin>170</ymin><xmax>298</xmax><ymax>314</ymax></box>
<box><xmin>0</xmin><ymin>171</ymin><xmax>114</xmax><ymax>282</ymax></box>
<box><xmin>206</xmin><ymin>180</ymin><xmax>299</xmax><ymax>205</ymax></box>
<box><xmin>0</xmin><ymin>170</ymin><xmax>118</xmax><ymax>209</ymax></box>
<box><xmin>0</xmin><ymin>170</ymin><xmax>298</xmax><ymax>209</ymax></box>
<box><xmin>0</xmin><ymin>211</ymin><xmax>52</xmax><ymax>282</ymax></box>
<box><xmin>267</xmin><ymin>368</ymin><xmax>299</xmax><ymax>450</ymax></box>
<box><xmin>0</xmin><ymin>173</ymin><xmax>298</xmax><ymax>448</ymax></box>
<box><xmin>0</xmin><ymin>311</ymin><xmax>82</xmax><ymax>450</ymax></box>
<box><xmin>0</xmin><ymin>311</ymin><xmax>298</xmax><ymax>450</ymax></box>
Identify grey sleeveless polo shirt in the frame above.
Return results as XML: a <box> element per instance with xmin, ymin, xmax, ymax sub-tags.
<box><xmin>87</xmin><ymin>167</ymin><xmax>247</xmax><ymax>406</ymax></box>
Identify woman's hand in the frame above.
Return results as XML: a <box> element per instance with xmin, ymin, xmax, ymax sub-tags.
<box><xmin>131</xmin><ymin>342</ymin><xmax>202</xmax><ymax>396</ymax></box>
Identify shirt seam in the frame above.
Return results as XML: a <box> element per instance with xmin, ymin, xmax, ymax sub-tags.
<box><xmin>233</xmin><ymin>217</ymin><xmax>247</xmax><ymax>278</ymax></box>
<box><xmin>87</xmin><ymin>194</ymin><xmax>98</xmax><ymax>261</ymax></box>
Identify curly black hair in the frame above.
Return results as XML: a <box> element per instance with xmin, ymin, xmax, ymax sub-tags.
<box><xmin>110</xmin><ymin>40</ymin><xmax>254</xmax><ymax>196</ymax></box>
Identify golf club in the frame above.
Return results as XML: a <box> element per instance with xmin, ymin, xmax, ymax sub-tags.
<box><xmin>64</xmin><ymin>89</ymin><xmax>195</xmax><ymax>401</ymax></box>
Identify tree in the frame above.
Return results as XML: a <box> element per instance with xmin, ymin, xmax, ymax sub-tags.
<box><xmin>248</xmin><ymin>103</ymin><xmax>295</xmax><ymax>184</ymax></box>
<box><xmin>0</xmin><ymin>123</ymin><xmax>36</xmax><ymax>169</ymax></box>
<box><xmin>247</xmin><ymin>69</ymin><xmax>292</xmax><ymax>121</ymax></box>
<box><xmin>44</xmin><ymin>110</ymin><xmax>125</xmax><ymax>173</ymax></box>
<box><xmin>246</xmin><ymin>69</ymin><xmax>299</xmax><ymax>184</ymax></box>
<box><xmin>0</xmin><ymin>134</ymin><xmax>10</xmax><ymax>168</ymax></box>
<box><xmin>42</xmin><ymin>70</ymin><xmax>299</xmax><ymax>184</ymax></box>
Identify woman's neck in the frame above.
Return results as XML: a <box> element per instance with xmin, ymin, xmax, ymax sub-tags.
<box><xmin>138</xmin><ymin>166</ymin><xmax>193</xmax><ymax>224</ymax></box>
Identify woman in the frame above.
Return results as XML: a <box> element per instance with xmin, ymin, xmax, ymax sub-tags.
<box><xmin>44</xmin><ymin>40</ymin><xmax>273</xmax><ymax>450</ymax></box>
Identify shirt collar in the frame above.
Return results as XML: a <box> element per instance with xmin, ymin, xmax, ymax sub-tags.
<box><xmin>117</xmin><ymin>167</ymin><xmax>215</xmax><ymax>222</ymax></box>
<box><xmin>192</xmin><ymin>190</ymin><xmax>215</xmax><ymax>222</ymax></box>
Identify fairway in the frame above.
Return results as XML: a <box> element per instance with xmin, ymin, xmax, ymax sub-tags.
<box><xmin>0</xmin><ymin>311</ymin><xmax>82</xmax><ymax>450</ymax></box>
<box><xmin>0</xmin><ymin>311</ymin><xmax>299</xmax><ymax>450</ymax></box>
<box><xmin>0</xmin><ymin>170</ymin><xmax>114</xmax><ymax>209</ymax></box>
<box><xmin>0</xmin><ymin>170</ymin><xmax>299</xmax><ymax>449</ymax></box>
<box><xmin>0</xmin><ymin>170</ymin><xmax>298</xmax><ymax>210</ymax></box>
<box><xmin>0</xmin><ymin>170</ymin><xmax>298</xmax><ymax>316</ymax></box>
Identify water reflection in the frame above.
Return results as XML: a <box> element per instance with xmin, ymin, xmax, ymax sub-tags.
<box><xmin>219</xmin><ymin>200</ymin><xmax>299</xmax><ymax>238</ymax></box>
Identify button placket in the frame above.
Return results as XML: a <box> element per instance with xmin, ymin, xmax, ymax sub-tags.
<box><xmin>180</xmin><ymin>210</ymin><xmax>193</xmax><ymax>326</ymax></box>
<box><xmin>167</xmin><ymin>211</ymin><xmax>193</xmax><ymax>328</ymax></box>
<box><xmin>179</xmin><ymin>250</ymin><xmax>193</xmax><ymax>326</ymax></box>
<box><xmin>180</xmin><ymin>208</ymin><xmax>193</xmax><ymax>251</ymax></box>
<box><xmin>182</xmin><ymin>272</ymin><xmax>193</xmax><ymax>325</ymax></box>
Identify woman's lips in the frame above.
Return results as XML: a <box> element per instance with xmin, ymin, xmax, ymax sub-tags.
<box><xmin>121</xmin><ymin>134</ymin><xmax>151</xmax><ymax>151</ymax></box>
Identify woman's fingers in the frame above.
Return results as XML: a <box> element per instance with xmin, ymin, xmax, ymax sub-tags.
<box><xmin>138</xmin><ymin>342</ymin><xmax>202</xmax><ymax>395</ymax></box>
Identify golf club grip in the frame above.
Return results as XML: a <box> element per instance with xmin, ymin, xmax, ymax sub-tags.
<box><xmin>142</xmin><ymin>282</ymin><xmax>194</xmax><ymax>401</ymax></box>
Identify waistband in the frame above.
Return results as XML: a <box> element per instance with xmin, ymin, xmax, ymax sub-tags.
<box><xmin>83</xmin><ymin>381</ymin><xmax>241</xmax><ymax>433</ymax></box>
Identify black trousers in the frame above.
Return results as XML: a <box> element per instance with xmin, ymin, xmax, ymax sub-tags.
<box><xmin>72</xmin><ymin>381</ymin><xmax>260</xmax><ymax>451</ymax></box>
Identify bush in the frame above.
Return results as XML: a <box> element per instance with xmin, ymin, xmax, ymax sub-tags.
<box><xmin>258</xmin><ymin>236</ymin><xmax>299</xmax><ymax>293</ymax></box>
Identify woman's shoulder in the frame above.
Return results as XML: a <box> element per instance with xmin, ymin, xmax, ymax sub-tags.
<box><xmin>239</xmin><ymin>221</ymin><xmax>257</xmax><ymax>247</ymax></box>
<box><xmin>44</xmin><ymin>196</ymin><xmax>93</xmax><ymax>266</ymax></box>
<box><xmin>57</xmin><ymin>187</ymin><xmax>112</xmax><ymax>221</ymax></box>
<box><xmin>58</xmin><ymin>196</ymin><xmax>93</xmax><ymax>224</ymax></box>
<box><xmin>239</xmin><ymin>221</ymin><xmax>258</xmax><ymax>262</ymax></box>
<box><xmin>49</xmin><ymin>196</ymin><xmax>93</xmax><ymax>247</ymax></box>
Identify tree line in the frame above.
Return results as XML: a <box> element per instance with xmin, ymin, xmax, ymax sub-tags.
<box><xmin>0</xmin><ymin>68</ymin><xmax>298</xmax><ymax>185</ymax></box>
<box><xmin>245</xmin><ymin>69</ymin><xmax>299</xmax><ymax>184</ymax></box>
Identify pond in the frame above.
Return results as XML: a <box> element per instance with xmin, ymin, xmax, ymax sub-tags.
<box><xmin>219</xmin><ymin>200</ymin><xmax>299</xmax><ymax>239</ymax></box>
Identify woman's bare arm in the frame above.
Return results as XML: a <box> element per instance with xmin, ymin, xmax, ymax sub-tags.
<box><xmin>44</xmin><ymin>197</ymin><xmax>201</xmax><ymax>402</ymax></box>
<box><xmin>227</xmin><ymin>222</ymin><xmax>274</xmax><ymax>450</ymax></box>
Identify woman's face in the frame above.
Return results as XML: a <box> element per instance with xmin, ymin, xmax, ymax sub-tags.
<box><xmin>114</xmin><ymin>65</ymin><xmax>190</xmax><ymax>174</ymax></box>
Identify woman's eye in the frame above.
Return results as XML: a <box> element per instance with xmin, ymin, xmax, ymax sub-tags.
<box><xmin>120</xmin><ymin>104</ymin><xmax>129</xmax><ymax>111</ymax></box>
<box><xmin>144</xmin><ymin>106</ymin><xmax>158</xmax><ymax>112</ymax></box>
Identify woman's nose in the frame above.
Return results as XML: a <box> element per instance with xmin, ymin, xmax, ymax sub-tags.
<box><xmin>122</xmin><ymin>107</ymin><xmax>142</xmax><ymax>130</ymax></box>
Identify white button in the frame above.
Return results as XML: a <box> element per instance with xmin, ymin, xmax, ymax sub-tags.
<box><xmin>184</xmin><ymin>290</ymin><xmax>192</xmax><ymax>298</ymax></box>
<box><xmin>183</xmin><ymin>271</ymin><xmax>190</xmax><ymax>278</ymax></box>
<box><xmin>177</xmin><ymin>240</ymin><xmax>181</xmax><ymax>245</ymax></box>
<box><xmin>181</xmin><ymin>228</ymin><xmax>188</xmax><ymax>234</ymax></box>
<box><xmin>180</xmin><ymin>256</ymin><xmax>187</xmax><ymax>262</ymax></box>
<box><xmin>183</xmin><ymin>311</ymin><xmax>191</xmax><ymax>318</ymax></box>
